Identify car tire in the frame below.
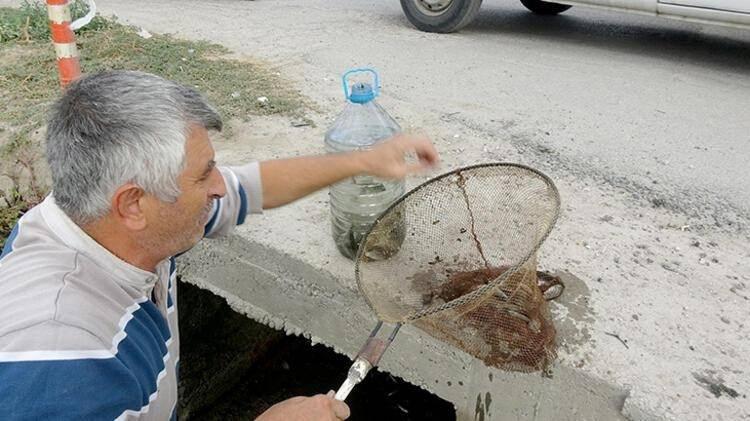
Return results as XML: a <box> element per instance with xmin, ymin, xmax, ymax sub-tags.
<box><xmin>400</xmin><ymin>0</ymin><xmax>483</xmax><ymax>33</ymax></box>
<box><xmin>519</xmin><ymin>0</ymin><xmax>571</xmax><ymax>15</ymax></box>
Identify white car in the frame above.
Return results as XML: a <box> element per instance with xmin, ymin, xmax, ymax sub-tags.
<box><xmin>400</xmin><ymin>0</ymin><xmax>750</xmax><ymax>32</ymax></box>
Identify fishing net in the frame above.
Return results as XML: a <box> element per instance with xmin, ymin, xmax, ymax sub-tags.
<box><xmin>355</xmin><ymin>163</ymin><xmax>561</xmax><ymax>372</ymax></box>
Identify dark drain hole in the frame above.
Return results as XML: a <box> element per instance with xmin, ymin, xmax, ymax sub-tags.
<box><xmin>178</xmin><ymin>280</ymin><xmax>456</xmax><ymax>421</ymax></box>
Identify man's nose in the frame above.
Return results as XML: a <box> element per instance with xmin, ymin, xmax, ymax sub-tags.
<box><xmin>209</xmin><ymin>168</ymin><xmax>227</xmax><ymax>198</ymax></box>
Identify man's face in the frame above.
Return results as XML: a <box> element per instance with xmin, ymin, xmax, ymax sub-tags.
<box><xmin>140</xmin><ymin>125</ymin><xmax>226</xmax><ymax>257</ymax></box>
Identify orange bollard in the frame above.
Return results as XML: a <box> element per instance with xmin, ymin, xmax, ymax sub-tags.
<box><xmin>46</xmin><ymin>0</ymin><xmax>81</xmax><ymax>88</ymax></box>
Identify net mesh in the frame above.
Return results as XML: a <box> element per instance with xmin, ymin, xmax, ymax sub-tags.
<box><xmin>355</xmin><ymin>163</ymin><xmax>560</xmax><ymax>372</ymax></box>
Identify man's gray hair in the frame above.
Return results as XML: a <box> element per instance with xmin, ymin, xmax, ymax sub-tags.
<box><xmin>46</xmin><ymin>70</ymin><xmax>222</xmax><ymax>225</ymax></box>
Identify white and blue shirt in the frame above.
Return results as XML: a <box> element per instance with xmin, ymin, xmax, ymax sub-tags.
<box><xmin>0</xmin><ymin>163</ymin><xmax>263</xmax><ymax>420</ymax></box>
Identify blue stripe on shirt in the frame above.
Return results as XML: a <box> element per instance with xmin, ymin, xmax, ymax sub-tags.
<box><xmin>0</xmin><ymin>358</ymin><xmax>143</xmax><ymax>421</ymax></box>
<box><xmin>237</xmin><ymin>183</ymin><xmax>248</xmax><ymax>225</ymax></box>
<box><xmin>136</xmin><ymin>300</ymin><xmax>171</xmax><ymax>344</ymax></box>
<box><xmin>203</xmin><ymin>199</ymin><xmax>221</xmax><ymax>236</ymax></box>
<box><xmin>167</xmin><ymin>290</ymin><xmax>174</xmax><ymax>309</ymax></box>
<box><xmin>1</xmin><ymin>223</ymin><xmax>20</xmax><ymax>260</ymax></box>
<box><xmin>167</xmin><ymin>257</ymin><xmax>175</xmax><ymax>309</ymax></box>
<box><xmin>117</xmin><ymin>316</ymin><xmax>167</xmax><ymax>405</ymax></box>
<box><xmin>0</xmin><ymin>301</ymin><xmax>173</xmax><ymax>419</ymax></box>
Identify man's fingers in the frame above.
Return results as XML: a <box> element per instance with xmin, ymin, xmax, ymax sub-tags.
<box><xmin>416</xmin><ymin>144</ymin><xmax>440</xmax><ymax>166</ymax></box>
<box><xmin>403</xmin><ymin>136</ymin><xmax>439</xmax><ymax>167</ymax></box>
<box><xmin>406</xmin><ymin>162</ymin><xmax>430</xmax><ymax>174</ymax></box>
<box><xmin>409</xmin><ymin>142</ymin><xmax>439</xmax><ymax>172</ymax></box>
<box><xmin>330</xmin><ymin>398</ymin><xmax>351</xmax><ymax>420</ymax></box>
<box><xmin>325</xmin><ymin>389</ymin><xmax>350</xmax><ymax>419</ymax></box>
<box><xmin>374</xmin><ymin>133</ymin><xmax>439</xmax><ymax>178</ymax></box>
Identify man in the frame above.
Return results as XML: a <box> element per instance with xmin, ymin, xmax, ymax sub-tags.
<box><xmin>0</xmin><ymin>71</ymin><xmax>439</xmax><ymax>420</ymax></box>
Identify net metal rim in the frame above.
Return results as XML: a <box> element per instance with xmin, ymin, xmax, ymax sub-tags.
<box><xmin>353</xmin><ymin>162</ymin><xmax>561</xmax><ymax>323</ymax></box>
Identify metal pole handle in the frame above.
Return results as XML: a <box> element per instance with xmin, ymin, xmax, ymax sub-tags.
<box><xmin>334</xmin><ymin>322</ymin><xmax>401</xmax><ymax>401</ymax></box>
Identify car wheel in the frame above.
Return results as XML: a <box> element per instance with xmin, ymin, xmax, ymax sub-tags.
<box><xmin>519</xmin><ymin>0</ymin><xmax>571</xmax><ymax>15</ymax></box>
<box><xmin>400</xmin><ymin>0</ymin><xmax>483</xmax><ymax>33</ymax></box>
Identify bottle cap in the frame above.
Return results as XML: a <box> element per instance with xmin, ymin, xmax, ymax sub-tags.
<box><xmin>349</xmin><ymin>82</ymin><xmax>375</xmax><ymax>104</ymax></box>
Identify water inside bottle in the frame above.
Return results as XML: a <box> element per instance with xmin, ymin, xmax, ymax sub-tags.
<box><xmin>330</xmin><ymin>174</ymin><xmax>405</xmax><ymax>259</ymax></box>
<box><xmin>325</xmin><ymin>94</ymin><xmax>406</xmax><ymax>259</ymax></box>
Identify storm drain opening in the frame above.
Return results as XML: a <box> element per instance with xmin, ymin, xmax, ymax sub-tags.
<box><xmin>177</xmin><ymin>281</ymin><xmax>456</xmax><ymax>421</ymax></box>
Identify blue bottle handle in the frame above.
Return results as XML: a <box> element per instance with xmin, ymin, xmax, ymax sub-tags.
<box><xmin>342</xmin><ymin>68</ymin><xmax>380</xmax><ymax>101</ymax></box>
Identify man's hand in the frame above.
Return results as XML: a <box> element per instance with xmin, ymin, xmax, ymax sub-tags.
<box><xmin>358</xmin><ymin>133</ymin><xmax>440</xmax><ymax>179</ymax></box>
<box><xmin>255</xmin><ymin>391</ymin><xmax>350</xmax><ymax>421</ymax></box>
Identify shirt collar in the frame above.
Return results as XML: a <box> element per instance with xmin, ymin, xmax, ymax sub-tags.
<box><xmin>39</xmin><ymin>195</ymin><xmax>167</xmax><ymax>293</ymax></box>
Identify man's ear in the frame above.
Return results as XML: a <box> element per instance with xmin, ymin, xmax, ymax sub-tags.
<box><xmin>111</xmin><ymin>184</ymin><xmax>148</xmax><ymax>231</ymax></box>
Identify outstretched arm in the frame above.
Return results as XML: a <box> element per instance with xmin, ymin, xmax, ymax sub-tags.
<box><xmin>259</xmin><ymin>133</ymin><xmax>440</xmax><ymax>209</ymax></box>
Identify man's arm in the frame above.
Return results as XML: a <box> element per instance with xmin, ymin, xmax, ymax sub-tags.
<box><xmin>259</xmin><ymin>134</ymin><xmax>439</xmax><ymax>209</ymax></box>
<box><xmin>203</xmin><ymin>134</ymin><xmax>439</xmax><ymax>238</ymax></box>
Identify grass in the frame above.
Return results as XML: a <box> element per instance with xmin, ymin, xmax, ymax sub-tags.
<box><xmin>0</xmin><ymin>1</ymin><xmax>307</xmax><ymax>248</ymax></box>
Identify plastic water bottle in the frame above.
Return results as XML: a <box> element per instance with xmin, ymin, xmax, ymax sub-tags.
<box><xmin>325</xmin><ymin>68</ymin><xmax>406</xmax><ymax>259</ymax></box>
